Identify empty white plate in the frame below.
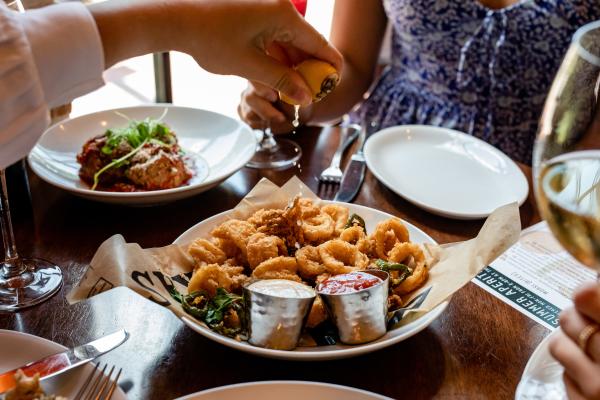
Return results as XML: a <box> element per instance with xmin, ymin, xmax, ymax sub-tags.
<box><xmin>364</xmin><ymin>125</ymin><xmax>529</xmax><ymax>219</ymax></box>
<box><xmin>0</xmin><ymin>330</ymin><xmax>126</xmax><ymax>399</ymax></box>
<box><xmin>176</xmin><ymin>381</ymin><xmax>392</xmax><ymax>400</ymax></box>
<box><xmin>28</xmin><ymin>105</ymin><xmax>256</xmax><ymax>205</ymax></box>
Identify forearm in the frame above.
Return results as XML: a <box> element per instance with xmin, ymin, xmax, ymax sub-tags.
<box><xmin>88</xmin><ymin>0</ymin><xmax>179</xmax><ymax>69</ymax></box>
<box><xmin>302</xmin><ymin>0</ymin><xmax>387</xmax><ymax>124</ymax></box>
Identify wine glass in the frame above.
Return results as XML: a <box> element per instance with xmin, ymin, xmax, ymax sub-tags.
<box><xmin>0</xmin><ymin>0</ymin><xmax>62</xmax><ymax>311</ymax></box>
<box><xmin>518</xmin><ymin>20</ymin><xmax>600</xmax><ymax>399</ymax></box>
<box><xmin>245</xmin><ymin>0</ymin><xmax>307</xmax><ymax>170</ymax></box>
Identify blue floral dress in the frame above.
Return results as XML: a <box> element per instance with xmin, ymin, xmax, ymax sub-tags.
<box><xmin>353</xmin><ymin>0</ymin><xmax>600</xmax><ymax>163</ymax></box>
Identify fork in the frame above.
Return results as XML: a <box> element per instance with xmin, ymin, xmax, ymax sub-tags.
<box><xmin>75</xmin><ymin>363</ymin><xmax>122</xmax><ymax>400</ymax></box>
<box><xmin>319</xmin><ymin>124</ymin><xmax>361</xmax><ymax>184</ymax></box>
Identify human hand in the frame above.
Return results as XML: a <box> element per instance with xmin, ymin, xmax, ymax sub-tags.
<box><xmin>550</xmin><ymin>282</ymin><xmax>600</xmax><ymax>399</ymax></box>
<box><xmin>177</xmin><ymin>0</ymin><xmax>342</xmax><ymax>106</ymax></box>
<box><xmin>238</xmin><ymin>81</ymin><xmax>298</xmax><ymax>133</ymax></box>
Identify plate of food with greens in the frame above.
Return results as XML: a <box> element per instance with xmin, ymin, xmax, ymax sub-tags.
<box><xmin>28</xmin><ymin>105</ymin><xmax>256</xmax><ymax>205</ymax></box>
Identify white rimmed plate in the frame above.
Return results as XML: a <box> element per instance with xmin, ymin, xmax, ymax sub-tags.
<box><xmin>174</xmin><ymin>202</ymin><xmax>448</xmax><ymax>361</ymax></box>
<box><xmin>0</xmin><ymin>330</ymin><xmax>126</xmax><ymax>399</ymax></box>
<box><xmin>28</xmin><ymin>105</ymin><xmax>256</xmax><ymax>205</ymax></box>
<box><xmin>176</xmin><ymin>381</ymin><xmax>392</xmax><ymax>400</ymax></box>
<box><xmin>364</xmin><ymin>125</ymin><xmax>529</xmax><ymax>219</ymax></box>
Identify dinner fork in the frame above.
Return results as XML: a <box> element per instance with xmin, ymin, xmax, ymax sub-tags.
<box><xmin>75</xmin><ymin>363</ymin><xmax>122</xmax><ymax>400</ymax></box>
<box><xmin>318</xmin><ymin>124</ymin><xmax>360</xmax><ymax>186</ymax></box>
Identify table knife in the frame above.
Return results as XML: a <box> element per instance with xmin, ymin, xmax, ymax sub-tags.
<box><xmin>334</xmin><ymin>122</ymin><xmax>370</xmax><ymax>203</ymax></box>
<box><xmin>0</xmin><ymin>329</ymin><xmax>129</xmax><ymax>394</ymax></box>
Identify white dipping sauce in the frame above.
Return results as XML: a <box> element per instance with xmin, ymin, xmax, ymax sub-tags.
<box><xmin>248</xmin><ymin>279</ymin><xmax>315</xmax><ymax>299</ymax></box>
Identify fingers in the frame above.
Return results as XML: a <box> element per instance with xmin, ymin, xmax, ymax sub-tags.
<box><xmin>564</xmin><ymin>374</ymin><xmax>587</xmax><ymax>400</ymax></box>
<box><xmin>284</xmin><ymin>13</ymin><xmax>343</xmax><ymax>73</ymax></box>
<box><xmin>243</xmin><ymin>49</ymin><xmax>312</xmax><ymax>105</ymax></box>
<box><xmin>573</xmin><ymin>282</ymin><xmax>600</xmax><ymax>324</ymax></box>
<box><xmin>238</xmin><ymin>82</ymin><xmax>287</xmax><ymax>128</ymax></box>
<box><xmin>549</xmin><ymin>330</ymin><xmax>600</xmax><ymax>399</ymax></box>
<box><xmin>560</xmin><ymin>307</ymin><xmax>600</xmax><ymax>362</ymax></box>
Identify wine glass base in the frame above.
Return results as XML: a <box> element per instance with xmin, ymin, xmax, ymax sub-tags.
<box><xmin>0</xmin><ymin>258</ymin><xmax>62</xmax><ymax>311</ymax></box>
<box><xmin>246</xmin><ymin>138</ymin><xmax>302</xmax><ymax>170</ymax></box>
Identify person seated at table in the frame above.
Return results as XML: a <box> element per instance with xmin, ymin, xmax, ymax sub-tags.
<box><xmin>551</xmin><ymin>282</ymin><xmax>600</xmax><ymax>400</ymax></box>
<box><xmin>238</xmin><ymin>0</ymin><xmax>599</xmax><ymax>164</ymax></box>
<box><xmin>0</xmin><ymin>0</ymin><xmax>342</xmax><ymax>170</ymax></box>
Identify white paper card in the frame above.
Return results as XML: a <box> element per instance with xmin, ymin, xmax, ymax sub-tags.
<box><xmin>472</xmin><ymin>221</ymin><xmax>596</xmax><ymax>330</ymax></box>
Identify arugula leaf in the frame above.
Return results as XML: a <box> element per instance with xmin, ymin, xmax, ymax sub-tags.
<box><xmin>91</xmin><ymin>116</ymin><xmax>177</xmax><ymax>190</ymax></box>
<box><xmin>170</xmin><ymin>287</ymin><xmax>245</xmax><ymax>338</ymax></box>
<box><xmin>205</xmin><ymin>288</ymin><xmax>242</xmax><ymax>325</ymax></box>
<box><xmin>344</xmin><ymin>213</ymin><xmax>367</xmax><ymax>233</ymax></box>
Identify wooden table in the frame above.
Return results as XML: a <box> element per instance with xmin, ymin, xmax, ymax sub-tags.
<box><xmin>0</xmin><ymin>126</ymin><xmax>547</xmax><ymax>399</ymax></box>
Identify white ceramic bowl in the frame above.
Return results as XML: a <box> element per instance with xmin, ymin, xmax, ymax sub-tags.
<box><xmin>28</xmin><ymin>105</ymin><xmax>256</xmax><ymax>205</ymax></box>
<box><xmin>174</xmin><ymin>202</ymin><xmax>448</xmax><ymax>361</ymax></box>
<box><xmin>176</xmin><ymin>381</ymin><xmax>392</xmax><ymax>400</ymax></box>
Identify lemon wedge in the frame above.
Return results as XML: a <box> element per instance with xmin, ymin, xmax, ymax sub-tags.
<box><xmin>280</xmin><ymin>59</ymin><xmax>340</xmax><ymax>105</ymax></box>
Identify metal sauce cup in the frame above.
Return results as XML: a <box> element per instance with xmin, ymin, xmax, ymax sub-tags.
<box><xmin>317</xmin><ymin>270</ymin><xmax>389</xmax><ymax>345</ymax></box>
<box><xmin>244</xmin><ymin>279</ymin><xmax>316</xmax><ymax>350</ymax></box>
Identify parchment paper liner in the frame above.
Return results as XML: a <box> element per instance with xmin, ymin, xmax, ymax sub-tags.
<box><xmin>68</xmin><ymin>176</ymin><xmax>521</xmax><ymax>334</ymax></box>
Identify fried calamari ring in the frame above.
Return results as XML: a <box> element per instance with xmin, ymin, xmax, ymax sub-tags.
<box><xmin>211</xmin><ymin>219</ymin><xmax>257</xmax><ymax>260</ymax></box>
<box><xmin>306</xmin><ymin>296</ymin><xmax>328</xmax><ymax>328</ymax></box>
<box><xmin>298</xmin><ymin>198</ymin><xmax>320</xmax><ymax>218</ymax></box>
<box><xmin>188</xmin><ymin>239</ymin><xmax>227</xmax><ymax>266</ymax></box>
<box><xmin>302</xmin><ymin>213</ymin><xmax>335</xmax><ymax>243</ymax></box>
<box><xmin>340</xmin><ymin>226</ymin><xmax>366</xmax><ymax>244</ymax></box>
<box><xmin>252</xmin><ymin>256</ymin><xmax>302</xmax><ymax>282</ymax></box>
<box><xmin>188</xmin><ymin>263</ymin><xmax>248</xmax><ymax>297</ymax></box>
<box><xmin>246</xmin><ymin>233</ymin><xmax>287</xmax><ymax>269</ymax></box>
<box><xmin>340</xmin><ymin>226</ymin><xmax>374</xmax><ymax>256</ymax></box>
<box><xmin>296</xmin><ymin>245</ymin><xmax>327</xmax><ymax>280</ymax></box>
<box><xmin>373</xmin><ymin>219</ymin><xmax>410</xmax><ymax>259</ymax></box>
<box><xmin>321</xmin><ymin>204</ymin><xmax>349</xmax><ymax>236</ymax></box>
<box><xmin>389</xmin><ymin>242</ymin><xmax>428</xmax><ymax>295</ymax></box>
<box><xmin>318</xmin><ymin>239</ymin><xmax>369</xmax><ymax>275</ymax></box>
<box><xmin>249</xmin><ymin>201</ymin><xmax>304</xmax><ymax>249</ymax></box>
<box><xmin>214</xmin><ymin>238</ymin><xmax>239</xmax><ymax>259</ymax></box>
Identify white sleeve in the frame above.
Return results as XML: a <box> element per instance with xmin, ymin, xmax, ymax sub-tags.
<box><xmin>0</xmin><ymin>2</ymin><xmax>104</xmax><ymax>170</ymax></box>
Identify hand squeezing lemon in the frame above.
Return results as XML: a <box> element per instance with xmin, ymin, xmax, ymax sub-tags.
<box><xmin>280</xmin><ymin>59</ymin><xmax>340</xmax><ymax>105</ymax></box>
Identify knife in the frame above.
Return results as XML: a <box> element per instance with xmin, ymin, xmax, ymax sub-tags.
<box><xmin>334</xmin><ymin>119</ymin><xmax>380</xmax><ymax>203</ymax></box>
<box><xmin>0</xmin><ymin>329</ymin><xmax>129</xmax><ymax>394</ymax></box>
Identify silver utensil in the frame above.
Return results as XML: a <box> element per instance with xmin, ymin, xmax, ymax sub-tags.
<box><xmin>75</xmin><ymin>363</ymin><xmax>122</xmax><ymax>400</ymax></box>
<box><xmin>0</xmin><ymin>330</ymin><xmax>129</xmax><ymax>394</ymax></box>
<box><xmin>317</xmin><ymin>270</ymin><xmax>389</xmax><ymax>345</ymax></box>
<box><xmin>244</xmin><ymin>280</ymin><xmax>316</xmax><ymax>350</ymax></box>
<box><xmin>333</xmin><ymin>120</ymin><xmax>378</xmax><ymax>203</ymax></box>
<box><xmin>319</xmin><ymin>124</ymin><xmax>361</xmax><ymax>184</ymax></box>
<box><xmin>387</xmin><ymin>286</ymin><xmax>432</xmax><ymax>329</ymax></box>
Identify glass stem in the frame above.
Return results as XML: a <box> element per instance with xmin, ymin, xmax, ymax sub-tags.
<box><xmin>258</xmin><ymin>127</ymin><xmax>278</xmax><ymax>152</ymax></box>
<box><xmin>0</xmin><ymin>169</ymin><xmax>24</xmax><ymax>278</ymax></box>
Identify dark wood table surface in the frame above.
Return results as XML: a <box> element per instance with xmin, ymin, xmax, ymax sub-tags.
<box><xmin>1</xmin><ymin>126</ymin><xmax>547</xmax><ymax>399</ymax></box>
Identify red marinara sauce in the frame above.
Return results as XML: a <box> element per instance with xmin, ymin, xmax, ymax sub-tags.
<box><xmin>318</xmin><ymin>272</ymin><xmax>382</xmax><ymax>295</ymax></box>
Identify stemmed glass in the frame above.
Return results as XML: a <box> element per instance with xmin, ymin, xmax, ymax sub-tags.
<box><xmin>245</xmin><ymin>0</ymin><xmax>307</xmax><ymax>170</ymax></box>
<box><xmin>518</xmin><ymin>20</ymin><xmax>600</xmax><ymax>399</ymax></box>
<box><xmin>246</xmin><ymin>125</ymin><xmax>302</xmax><ymax>170</ymax></box>
<box><xmin>0</xmin><ymin>0</ymin><xmax>62</xmax><ymax>311</ymax></box>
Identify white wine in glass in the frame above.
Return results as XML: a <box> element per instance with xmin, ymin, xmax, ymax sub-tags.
<box><xmin>519</xmin><ymin>20</ymin><xmax>600</xmax><ymax>400</ymax></box>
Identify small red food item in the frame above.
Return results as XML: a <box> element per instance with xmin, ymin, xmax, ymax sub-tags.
<box><xmin>317</xmin><ymin>272</ymin><xmax>382</xmax><ymax>295</ymax></box>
